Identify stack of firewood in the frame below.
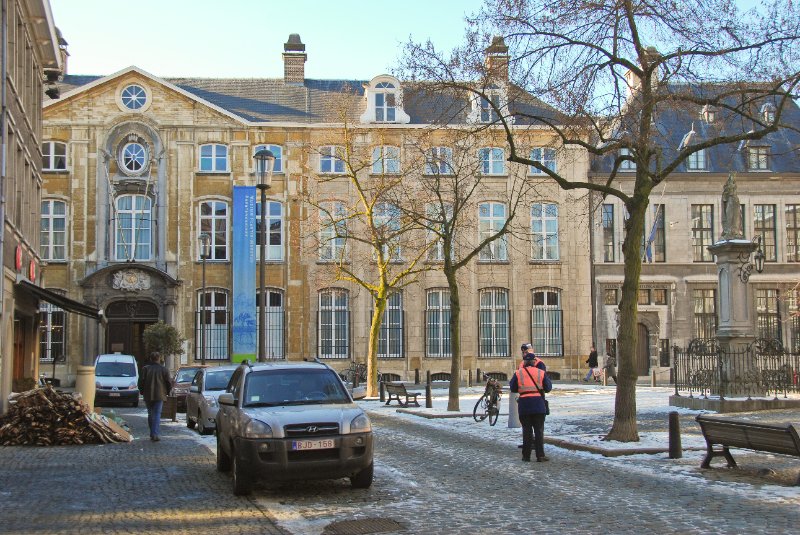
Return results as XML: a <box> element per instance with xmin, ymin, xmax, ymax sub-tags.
<box><xmin>0</xmin><ymin>386</ymin><xmax>131</xmax><ymax>446</ymax></box>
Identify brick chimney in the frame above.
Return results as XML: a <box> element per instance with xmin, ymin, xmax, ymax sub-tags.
<box><xmin>485</xmin><ymin>36</ymin><xmax>509</xmax><ymax>81</ymax></box>
<box><xmin>283</xmin><ymin>34</ymin><xmax>307</xmax><ymax>85</ymax></box>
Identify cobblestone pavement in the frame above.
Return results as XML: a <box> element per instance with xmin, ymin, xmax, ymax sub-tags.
<box><xmin>0</xmin><ymin>408</ymin><xmax>288</xmax><ymax>535</ymax></box>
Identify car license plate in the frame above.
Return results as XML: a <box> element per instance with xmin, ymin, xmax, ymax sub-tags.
<box><xmin>109</xmin><ymin>393</ymin><xmax>120</xmax><ymax>397</ymax></box>
<box><xmin>291</xmin><ymin>439</ymin><xmax>334</xmax><ymax>451</ymax></box>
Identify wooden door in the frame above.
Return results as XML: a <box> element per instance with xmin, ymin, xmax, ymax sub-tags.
<box><xmin>636</xmin><ymin>323</ymin><xmax>650</xmax><ymax>376</ymax></box>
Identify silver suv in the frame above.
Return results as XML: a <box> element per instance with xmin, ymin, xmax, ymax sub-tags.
<box><xmin>215</xmin><ymin>361</ymin><xmax>374</xmax><ymax>495</ymax></box>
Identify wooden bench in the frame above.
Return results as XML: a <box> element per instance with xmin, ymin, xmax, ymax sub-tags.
<box><xmin>696</xmin><ymin>414</ymin><xmax>800</xmax><ymax>484</ymax></box>
<box><xmin>384</xmin><ymin>382</ymin><xmax>422</xmax><ymax>407</ymax></box>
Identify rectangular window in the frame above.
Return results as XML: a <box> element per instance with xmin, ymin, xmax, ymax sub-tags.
<box><xmin>691</xmin><ymin>204</ymin><xmax>714</xmax><ymax>262</ymax></box>
<box><xmin>254</xmin><ymin>144</ymin><xmax>283</xmax><ymax>173</ymax></box>
<box><xmin>603</xmin><ymin>288</ymin><xmax>618</xmax><ymax>305</ymax></box>
<box><xmin>645</xmin><ymin>204</ymin><xmax>665</xmax><ymax>263</ymax></box>
<box><xmin>652</xmin><ymin>289</ymin><xmax>668</xmax><ymax>305</ymax></box>
<box><xmin>371</xmin><ymin>146</ymin><xmax>400</xmax><ymax>174</ymax></box>
<box><xmin>39</xmin><ymin>302</ymin><xmax>65</xmax><ymax>362</ymax></box>
<box><xmin>200</xmin><ymin>144</ymin><xmax>228</xmax><ymax>172</ymax></box>
<box><xmin>374</xmin><ymin>203</ymin><xmax>402</xmax><ymax>261</ymax></box>
<box><xmin>378</xmin><ymin>292</ymin><xmax>403</xmax><ymax>358</ymax></box>
<box><xmin>318</xmin><ymin>289</ymin><xmax>349</xmax><ymax>358</ymax></box>
<box><xmin>531</xmin><ymin>289</ymin><xmax>563</xmax><ymax>356</ymax></box>
<box><xmin>479</xmin><ymin>289</ymin><xmax>509</xmax><ymax>357</ymax></box>
<box><xmin>478</xmin><ymin>202</ymin><xmax>508</xmax><ymax>261</ymax></box>
<box><xmin>115</xmin><ymin>195</ymin><xmax>152</xmax><ymax>261</ymax></box>
<box><xmin>637</xmin><ymin>289</ymin><xmax>651</xmax><ymax>305</ymax></box>
<box><xmin>748</xmin><ymin>146</ymin><xmax>769</xmax><ymax>170</ymax></box>
<box><xmin>787</xmin><ymin>204</ymin><xmax>800</xmax><ymax>262</ymax></box>
<box><xmin>42</xmin><ymin>141</ymin><xmax>67</xmax><ymax>171</ymax></box>
<box><xmin>754</xmin><ymin>204</ymin><xmax>777</xmax><ymax>262</ymax></box>
<box><xmin>602</xmin><ymin>204</ymin><xmax>615</xmax><ymax>262</ymax></box>
<box><xmin>41</xmin><ymin>200</ymin><xmax>66</xmax><ymax>261</ymax></box>
<box><xmin>686</xmin><ymin>149</ymin><xmax>706</xmax><ymax>171</ymax></box>
<box><xmin>375</xmin><ymin>91</ymin><xmax>396</xmax><ymax>122</ymax></box>
<box><xmin>199</xmin><ymin>200</ymin><xmax>228</xmax><ymax>261</ymax></box>
<box><xmin>320</xmin><ymin>145</ymin><xmax>346</xmax><ymax>174</ymax></box>
<box><xmin>426</xmin><ymin>203</ymin><xmax>452</xmax><ymax>262</ymax></box>
<box><xmin>425</xmin><ymin>146</ymin><xmax>453</xmax><ymax>175</ymax></box>
<box><xmin>756</xmin><ymin>289</ymin><xmax>781</xmax><ymax>341</ymax></box>
<box><xmin>659</xmin><ymin>339</ymin><xmax>671</xmax><ymax>367</ymax></box>
<box><xmin>693</xmin><ymin>289</ymin><xmax>717</xmax><ymax>339</ymax></box>
<box><xmin>426</xmin><ymin>290</ymin><xmax>451</xmax><ymax>358</ymax></box>
<box><xmin>319</xmin><ymin>202</ymin><xmax>347</xmax><ymax>261</ymax></box>
<box><xmin>480</xmin><ymin>93</ymin><xmax>500</xmax><ymax>123</ymax></box>
<box><xmin>529</xmin><ymin>148</ymin><xmax>556</xmax><ymax>174</ymax></box>
<box><xmin>256</xmin><ymin>201</ymin><xmax>284</xmax><ymax>261</ymax></box>
<box><xmin>479</xmin><ymin>147</ymin><xmax>505</xmax><ymax>175</ymax></box>
<box><xmin>196</xmin><ymin>290</ymin><xmax>230</xmax><ymax>361</ymax></box>
<box><xmin>531</xmin><ymin>203</ymin><xmax>559</xmax><ymax>260</ymax></box>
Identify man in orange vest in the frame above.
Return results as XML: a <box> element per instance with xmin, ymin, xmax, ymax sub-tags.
<box><xmin>509</xmin><ymin>351</ymin><xmax>552</xmax><ymax>462</ymax></box>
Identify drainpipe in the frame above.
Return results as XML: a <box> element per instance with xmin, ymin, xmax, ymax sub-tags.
<box><xmin>589</xmin><ymin>191</ymin><xmax>597</xmax><ymax>369</ymax></box>
<box><xmin>0</xmin><ymin>0</ymin><xmax>7</xmax><ymax>324</ymax></box>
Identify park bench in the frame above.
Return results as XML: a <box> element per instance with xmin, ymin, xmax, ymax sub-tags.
<box><xmin>696</xmin><ymin>414</ymin><xmax>800</xmax><ymax>484</ymax></box>
<box><xmin>385</xmin><ymin>382</ymin><xmax>422</xmax><ymax>407</ymax></box>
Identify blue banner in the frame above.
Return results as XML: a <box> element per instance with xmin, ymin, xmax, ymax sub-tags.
<box><xmin>232</xmin><ymin>186</ymin><xmax>256</xmax><ymax>363</ymax></box>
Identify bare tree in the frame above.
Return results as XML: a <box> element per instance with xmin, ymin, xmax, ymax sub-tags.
<box><xmin>402</xmin><ymin>0</ymin><xmax>800</xmax><ymax>440</ymax></box>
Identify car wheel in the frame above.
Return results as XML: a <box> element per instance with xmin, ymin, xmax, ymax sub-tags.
<box><xmin>232</xmin><ymin>451</ymin><xmax>252</xmax><ymax>496</ymax></box>
<box><xmin>186</xmin><ymin>412</ymin><xmax>196</xmax><ymax>429</ymax></box>
<box><xmin>198</xmin><ymin>413</ymin><xmax>213</xmax><ymax>435</ymax></box>
<box><xmin>350</xmin><ymin>462</ymin><xmax>373</xmax><ymax>489</ymax></box>
<box><xmin>216</xmin><ymin>433</ymin><xmax>231</xmax><ymax>472</ymax></box>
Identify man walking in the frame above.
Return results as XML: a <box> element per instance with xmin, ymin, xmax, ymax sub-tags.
<box><xmin>510</xmin><ymin>351</ymin><xmax>552</xmax><ymax>462</ymax></box>
<box><xmin>584</xmin><ymin>344</ymin><xmax>599</xmax><ymax>382</ymax></box>
<box><xmin>138</xmin><ymin>351</ymin><xmax>172</xmax><ymax>441</ymax></box>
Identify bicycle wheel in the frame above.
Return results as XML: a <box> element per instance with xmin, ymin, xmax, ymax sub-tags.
<box><xmin>473</xmin><ymin>394</ymin><xmax>489</xmax><ymax>422</ymax></box>
<box><xmin>488</xmin><ymin>396</ymin><xmax>500</xmax><ymax>426</ymax></box>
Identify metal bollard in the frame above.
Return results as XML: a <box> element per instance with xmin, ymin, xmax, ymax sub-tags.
<box><xmin>379</xmin><ymin>380</ymin><xmax>385</xmax><ymax>402</ymax></box>
<box><xmin>651</xmin><ymin>370</ymin><xmax>657</xmax><ymax>387</ymax></box>
<box><xmin>425</xmin><ymin>371</ymin><xmax>432</xmax><ymax>408</ymax></box>
<box><xmin>668</xmin><ymin>411</ymin><xmax>682</xmax><ymax>459</ymax></box>
<box><xmin>415</xmin><ymin>368</ymin><xmax>420</xmax><ymax>385</ymax></box>
<box><xmin>508</xmin><ymin>392</ymin><xmax>521</xmax><ymax>428</ymax></box>
<box><xmin>468</xmin><ymin>369</ymin><xmax>472</xmax><ymax>387</ymax></box>
<box><xmin>477</xmin><ymin>368</ymin><xmax>481</xmax><ymax>382</ymax></box>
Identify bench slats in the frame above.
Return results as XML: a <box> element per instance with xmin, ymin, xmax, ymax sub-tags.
<box><xmin>385</xmin><ymin>382</ymin><xmax>422</xmax><ymax>408</ymax></box>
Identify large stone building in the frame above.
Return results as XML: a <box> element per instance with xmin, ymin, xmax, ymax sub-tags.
<box><xmin>590</xmin><ymin>92</ymin><xmax>800</xmax><ymax>380</ymax></box>
<box><xmin>0</xmin><ymin>0</ymin><xmax>69</xmax><ymax>412</ymax></box>
<box><xmin>41</xmin><ymin>35</ymin><xmax>593</xmax><ymax>387</ymax></box>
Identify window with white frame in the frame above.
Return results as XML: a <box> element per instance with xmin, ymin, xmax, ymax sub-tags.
<box><xmin>120</xmin><ymin>84</ymin><xmax>147</xmax><ymax>110</ymax></box>
<box><xmin>426</xmin><ymin>203</ymin><xmax>452</xmax><ymax>262</ymax></box>
<box><xmin>479</xmin><ymin>87</ymin><xmax>504</xmax><ymax>123</ymax></box>
<box><xmin>254</xmin><ymin>144</ymin><xmax>283</xmax><ymax>173</ymax></box>
<box><xmin>378</xmin><ymin>292</ymin><xmax>403</xmax><ymax>358</ymax></box>
<box><xmin>531</xmin><ymin>203</ymin><xmax>559</xmax><ymax>260</ymax></box>
<box><xmin>602</xmin><ymin>204</ymin><xmax>615</xmax><ymax>262</ymax></box>
<box><xmin>761</xmin><ymin>102</ymin><xmax>776</xmax><ymax>123</ymax></box>
<box><xmin>701</xmin><ymin>105</ymin><xmax>716</xmax><ymax>124</ymax></box>
<box><xmin>371</xmin><ymin>146</ymin><xmax>400</xmax><ymax>174</ymax></box>
<box><xmin>479</xmin><ymin>288</ymin><xmax>510</xmax><ymax>357</ymax></box>
<box><xmin>479</xmin><ymin>202</ymin><xmax>508</xmax><ymax>261</ymax></box>
<box><xmin>120</xmin><ymin>142</ymin><xmax>148</xmax><ymax>174</ymax></box>
<box><xmin>686</xmin><ymin>149</ymin><xmax>707</xmax><ymax>171</ymax></box>
<box><xmin>374</xmin><ymin>202</ymin><xmax>402</xmax><ymax>261</ymax></box>
<box><xmin>199</xmin><ymin>143</ymin><xmax>228</xmax><ymax>172</ymax></box>
<box><xmin>426</xmin><ymin>289</ymin><xmax>451</xmax><ymax>358</ymax></box>
<box><xmin>256</xmin><ymin>201</ymin><xmax>284</xmax><ymax>261</ymax></box>
<box><xmin>199</xmin><ymin>200</ymin><xmax>228</xmax><ymax>261</ymax></box>
<box><xmin>748</xmin><ymin>146</ymin><xmax>769</xmax><ymax>171</ymax></box>
<box><xmin>756</xmin><ymin>289</ymin><xmax>781</xmax><ymax>340</ymax></box>
<box><xmin>619</xmin><ymin>148</ymin><xmax>636</xmax><ymax>171</ymax></box>
<box><xmin>693</xmin><ymin>288</ymin><xmax>717</xmax><ymax>339</ymax></box>
<box><xmin>115</xmin><ymin>194</ymin><xmax>152</xmax><ymax>261</ymax></box>
<box><xmin>41</xmin><ymin>199</ymin><xmax>66</xmax><ymax>261</ymax></box>
<box><xmin>319</xmin><ymin>201</ymin><xmax>347</xmax><ymax>261</ymax></box>
<box><xmin>531</xmin><ymin>288</ymin><xmax>563</xmax><ymax>356</ymax></box>
<box><xmin>691</xmin><ymin>204</ymin><xmax>714</xmax><ymax>262</ymax></box>
<box><xmin>257</xmin><ymin>288</ymin><xmax>285</xmax><ymax>359</ymax></box>
<box><xmin>425</xmin><ymin>146</ymin><xmax>453</xmax><ymax>175</ymax></box>
<box><xmin>360</xmin><ymin>76</ymin><xmax>410</xmax><ymax>124</ymax></box>
<box><xmin>318</xmin><ymin>289</ymin><xmax>349</xmax><ymax>358</ymax></box>
<box><xmin>375</xmin><ymin>82</ymin><xmax>397</xmax><ymax>122</ymax></box>
<box><xmin>39</xmin><ymin>301</ymin><xmax>65</xmax><ymax>362</ymax></box>
<box><xmin>754</xmin><ymin>204</ymin><xmax>777</xmax><ymax>261</ymax></box>
<box><xmin>42</xmin><ymin>141</ymin><xmax>66</xmax><ymax>171</ymax></box>
<box><xmin>479</xmin><ymin>147</ymin><xmax>505</xmax><ymax>175</ymax></box>
<box><xmin>320</xmin><ymin>145</ymin><xmax>346</xmax><ymax>174</ymax></box>
<box><xmin>529</xmin><ymin>148</ymin><xmax>556</xmax><ymax>174</ymax></box>
<box><xmin>196</xmin><ymin>289</ymin><xmax>230</xmax><ymax>361</ymax></box>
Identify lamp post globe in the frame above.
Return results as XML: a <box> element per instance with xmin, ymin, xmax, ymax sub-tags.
<box><xmin>253</xmin><ymin>148</ymin><xmax>275</xmax><ymax>362</ymax></box>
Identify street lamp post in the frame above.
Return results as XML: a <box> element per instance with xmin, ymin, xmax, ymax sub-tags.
<box><xmin>198</xmin><ymin>233</ymin><xmax>211</xmax><ymax>365</ymax></box>
<box><xmin>253</xmin><ymin>148</ymin><xmax>275</xmax><ymax>363</ymax></box>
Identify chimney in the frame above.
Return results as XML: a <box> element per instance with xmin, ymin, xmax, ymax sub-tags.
<box><xmin>283</xmin><ymin>34</ymin><xmax>306</xmax><ymax>85</ymax></box>
<box><xmin>485</xmin><ymin>36</ymin><xmax>509</xmax><ymax>81</ymax></box>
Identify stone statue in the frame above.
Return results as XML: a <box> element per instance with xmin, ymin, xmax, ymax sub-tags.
<box><xmin>720</xmin><ymin>173</ymin><xmax>744</xmax><ymax>240</ymax></box>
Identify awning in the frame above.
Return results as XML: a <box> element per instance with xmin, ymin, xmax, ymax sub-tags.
<box><xmin>17</xmin><ymin>279</ymin><xmax>102</xmax><ymax>320</ymax></box>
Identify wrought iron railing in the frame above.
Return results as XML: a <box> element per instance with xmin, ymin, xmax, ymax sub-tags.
<box><xmin>673</xmin><ymin>338</ymin><xmax>800</xmax><ymax>400</ymax></box>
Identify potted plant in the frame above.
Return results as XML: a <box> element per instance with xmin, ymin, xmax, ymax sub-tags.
<box><xmin>142</xmin><ymin>321</ymin><xmax>185</xmax><ymax>372</ymax></box>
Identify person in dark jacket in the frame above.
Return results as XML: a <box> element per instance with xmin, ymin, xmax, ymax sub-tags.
<box><xmin>510</xmin><ymin>352</ymin><xmax>553</xmax><ymax>462</ymax></box>
<box><xmin>583</xmin><ymin>344</ymin><xmax>599</xmax><ymax>382</ymax></box>
<box><xmin>520</xmin><ymin>343</ymin><xmax>546</xmax><ymax>371</ymax></box>
<box><xmin>138</xmin><ymin>351</ymin><xmax>172</xmax><ymax>441</ymax></box>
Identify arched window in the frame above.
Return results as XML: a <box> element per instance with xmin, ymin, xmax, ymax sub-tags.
<box><xmin>479</xmin><ymin>147</ymin><xmax>505</xmax><ymax>175</ymax></box>
<box><xmin>374</xmin><ymin>202</ymin><xmax>402</xmax><ymax>261</ymax></box>
<box><xmin>41</xmin><ymin>199</ymin><xmax>67</xmax><ymax>261</ymax></box>
<box><xmin>256</xmin><ymin>200</ymin><xmax>284</xmax><ymax>261</ymax></box>
<box><xmin>196</xmin><ymin>289</ymin><xmax>230</xmax><ymax>361</ymax></box>
<box><xmin>257</xmin><ymin>288</ymin><xmax>285</xmax><ymax>359</ymax></box>
<box><xmin>375</xmin><ymin>82</ymin><xmax>396</xmax><ymax>122</ymax></box>
<box><xmin>425</xmin><ymin>146</ymin><xmax>454</xmax><ymax>175</ymax></box>
<box><xmin>318</xmin><ymin>289</ymin><xmax>349</xmax><ymax>358</ymax></box>
<box><xmin>479</xmin><ymin>288</ymin><xmax>510</xmax><ymax>357</ymax></box>
<box><xmin>115</xmin><ymin>194</ymin><xmax>152</xmax><ymax>261</ymax></box>
<box><xmin>199</xmin><ymin>200</ymin><xmax>229</xmax><ymax>261</ymax></box>
<box><xmin>199</xmin><ymin>143</ymin><xmax>228</xmax><ymax>172</ymax></box>
<box><xmin>760</xmin><ymin>102</ymin><xmax>776</xmax><ymax>123</ymax></box>
<box><xmin>529</xmin><ymin>148</ymin><xmax>556</xmax><ymax>174</ymax></box>
<box><xmin>371</xmin><ymin>145</ymin><xmax>400</xmax><ymax>174</ymax></box>
<box><xmin>531</xmin><ymin>288</ymin><xmax>563</xmax><ymax>356</ymax></box>
<box><xmin>360</xmin><ymin>76</ymin><xmax>410</xmax><ymax>124</ymax></box>
<box><xmin>254</xmin><ymin>144</ymin><xmax>283</xmax><ymax>173</ymax></box>
<box><xmin>319</xmin><ymin>145</ymin><xmax>346</xmax><ymax>174</ymax></box>
<box><xmin>426</xmin><ymin>289</ymin><xmax>451</xmax><ymax>358</ymax></box>
<box><xmin>378</xmin><ymin>292</ymin><xmax>404</xmax><ymax>358</ymax></box>
<box><xmin>531</xmin><ymin>203</ymin><xmax>559</xmax><ymax>260</ymax></box>
<box><xmin>319</xmin><ymin>201</ymin><xmax>347</xmax><ymax>261</ymax></box>
<box><xmin>42</xmin><ymin>141</ymin><xmax>67</xmax><ymax>171</ymax></box>
<box><xmin>478</xmin><ymin>202</ymin><xmax>508</xmax><ymax>261</ymax></box>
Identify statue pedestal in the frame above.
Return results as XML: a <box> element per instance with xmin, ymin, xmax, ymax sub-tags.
<box><xmin>708</xmin><ymin>239</ymin><xmax>761</xmax><ymax>397</ymax></box>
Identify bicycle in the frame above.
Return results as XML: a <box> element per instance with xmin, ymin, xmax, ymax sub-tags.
<box><xmin>473</xmin><ymin>373</ymin><xmax>502</xmax><ymax>426</ymax></box>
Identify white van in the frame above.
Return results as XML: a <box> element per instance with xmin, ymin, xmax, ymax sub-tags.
<box><xmin>94</xmin><ymin>353</ymin><xmax>140</xmax><ymax>407</ymax></box>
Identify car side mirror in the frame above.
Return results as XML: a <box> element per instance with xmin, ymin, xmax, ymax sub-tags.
<box><xmin>218</xmin><ymin>393</ymin><xmax>235</xmax><ymax>406</ymax></box>
<box><xmin>189</xmin><ymin>385</ymin><xmax>199</xmax><ymax>394</ymax></box>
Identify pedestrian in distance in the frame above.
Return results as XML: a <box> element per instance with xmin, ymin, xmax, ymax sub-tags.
<box><xmin>509</xmin><ymin>351</ymin><xmax>553</xmax><ymax>462</ymax></box>
<box><xmin>583</xmin><ymin>344</ymin><xmax>599</xmax><ymax>382</ymax></box>
<box><xmin>138</xmin><ymin>351</ymin><xmax>172</xmax><ymax>442</ymax></box>
<box><xmin>604</xmin><ymin>353</ymin><xmax>618</xmax><ymax>384</ymax></box>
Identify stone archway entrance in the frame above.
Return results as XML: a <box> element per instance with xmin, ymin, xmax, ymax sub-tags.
<box><xmin>105</xmin><ymin>300</ymin><xmax>159</xmax><ymax>365</ymax></box>
<box><xmin>636</xmin><ymin>323</ymin><xmax>650</xmax><ymax>376</ymax></box>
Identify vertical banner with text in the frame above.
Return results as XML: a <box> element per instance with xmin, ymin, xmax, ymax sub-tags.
<box><xmin>232</xmin><ymin>186</ymin><xmax>256</xmax><ymax>363</ymax></box>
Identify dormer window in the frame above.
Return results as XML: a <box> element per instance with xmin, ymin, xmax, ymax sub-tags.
<box><xmin>480</xmin><ymin>91</ymin><xmax>501</xmax><ymax>123</ymax></box>
<box><xmin>468</xmin><ymin>85</ymin><xmax>510</xmax><ymax>124</ymax></box>
<box><xmin>701</xmin><ymin>105</ymin><xmax>716</xmax><ymax>124</ymax></box>
<box><xmin>748</xmin><ymin>146</ymin><xmax>769</xmax><ymax>171</ymax></box>
<box><xmin>760</xmin><ymin>102</ymin><xmax>776</xmax><ymax>124</ymax></box>
<box><xmin>360</xmin><ymin>76</ymin><xmax>410</xmax><ymax>124</ymax></box>
<box><xmin>619</xmin><ymin>148</ymin><xmax>636</xmax><ymax>171</ymax></box>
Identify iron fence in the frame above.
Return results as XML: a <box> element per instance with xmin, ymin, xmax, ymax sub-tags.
<box><xmin>673</xmin><ymin>338</ymin><xmax>800</xmax><ymax>399</ymax></box>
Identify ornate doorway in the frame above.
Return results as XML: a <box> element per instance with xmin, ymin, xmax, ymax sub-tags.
<box><xmin>105</xmin><ymin>300</ymin><xmax>159</xmax><ymax>365</ymax></box>
<box><xmin>636</xmin><ymin>323</ymin><xmax>650</xmax><ymax>376</ymax></box>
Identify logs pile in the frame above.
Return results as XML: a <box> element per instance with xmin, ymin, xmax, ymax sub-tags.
<box><xmin>0</xmin><ymin>386</ymin><xmax>131</xmax><ymax>446</ymax></box>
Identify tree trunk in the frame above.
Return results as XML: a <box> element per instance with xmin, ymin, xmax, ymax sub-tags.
<box><xmin>605</xmin><ymin>194</ymin><xmax>648</xmax><ymax>442</ymax></box>
<box><xmin>446</xmin><ymin>269</ymin><xmax>461</xmax><ymax>411</ymax></box>
<box><xmin>366</xmin><ymin>292</ymin><xmax>387</xmax><ymax>399</ymax></box>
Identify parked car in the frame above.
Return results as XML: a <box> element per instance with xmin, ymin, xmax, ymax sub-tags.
<box><xmin>94</xmin><ymin>353</ymin><xmax>139</xmax><ymax>407</ymax></box>
<box><xmin>215</xmin><ymin>361</ymin><xmax>374</xmax><ymax>495</ymax></box>
<box><xmin>171</xmin><ymin>365</ymin><xmax>208</xmax><ymax>412</ymax></box>
<box><xmin>185</xmin><ymin>365</ymin><xmax>238</xmax><ymax>435</ymax></box>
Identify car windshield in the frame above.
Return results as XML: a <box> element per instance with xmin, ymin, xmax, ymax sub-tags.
<box><xmin>205</xmin><ymin>369</ymin><xmax>235</xmax><ymax>391</ymax></box>
<box><xmin>176</xmin><ymin>368</ymin><xmax>199</xmax><ymax>382</ymax></box>
<box><xmin>95</xmin><ymin>362</ymin><xmax>136</xmax><ymax>378</ymax></box>
<box><xmin>243</xmin><ymin>368</ymin><xmax>350</xmax><ymax>407</ymax></box>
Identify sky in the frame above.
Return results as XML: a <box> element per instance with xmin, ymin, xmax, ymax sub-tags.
<box><xmin>50</xmin><ymin>0</ymin><xmax>485</xmax><ymax>80</ymax></box>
